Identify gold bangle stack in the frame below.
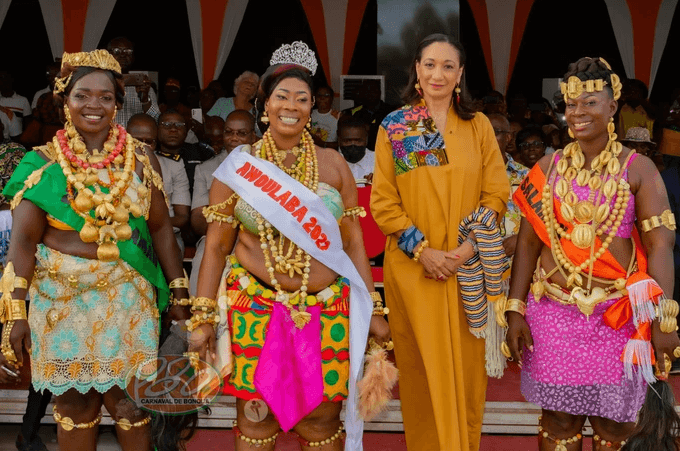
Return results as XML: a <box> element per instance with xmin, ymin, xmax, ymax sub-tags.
<box><xmin>342</xmin><ymin>206</ymin><xmax>367</xmax><ymax>220</ymax></box>
<box><xmin>0</xmin><ymin>299</ymin><xmax>27</xmax><ymax>323</ymax></box>
<box><xmin>412</xmin><ymin>239</ymin><xmax>430</xmax><ymax>263</ymax></box>
<box><xmin>505</xmin><ymin>298</ymin><xmax>527</xmax><ymax>317</ymax></box>
<box><xmin>641</xmin><ymin>209</ymin><xmax>676</xmax><ymax>233</ymax></box>
<box><xmin>370</xmin><ymin>292</ymin><xmax>389</xmax><ymax>316</ymax></box>
<box><xmin>168</xmin><ymin>274</ymin><xmax>190</xmax><ymax>290</ymax></box>
<box><xmin>186</xmin><ymin>296</ymin><xmax>220</xmax><ymax>331</ymax></box>
<box><xmin>170</xmin><ymin>298</ymin><xmax>192</xmax><ymax>306</ymax></box>
<box><xmin>1</xmin><ymin>262</ymin><xmax>28</xmax><ymax>324</ymax></box>
<box><xmin>657</xmin><ymin>298</ymin><xmax>679</xmax><ymax>333</ymax></box>
<box><xmin>53</xmin><ymin>406</ymin><xmax>103</xmax><ymax>431</ymax></box>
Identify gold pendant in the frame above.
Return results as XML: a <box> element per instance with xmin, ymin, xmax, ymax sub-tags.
<box><xmin>571</xmin><ymin>287</ymin><xmax>606</xmax><ymax>319</ymax></box>
<box><xmin>555</xmin><ymin>444</ymin><xmax>567</xmax><ymax>451</ymax></box>
<box><xmin>573</xmin><ymin>201</ymin><xmax>595</xmax><ymax>223</ymax></box>
<box><xmin>571</xmin><ymin>223</ymin><xmax>594</xmax><ymax>249</ymax></box>
<box><xmin>531</xmin><ymin>280</ymin><xmax>545</xmax><ymax>299</ymax></box>
<box><xmin>290</xmin><ymin>309</ymin><xmax>311</xmax><ymax>329</ymax></box>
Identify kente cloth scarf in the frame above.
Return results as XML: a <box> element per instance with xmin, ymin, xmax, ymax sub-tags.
<box><xmin>513</xmin><ymin>160</ymin><xmax>662</xmax><ymax>383</ymax></box>
<box><xmin>456</xmin><ymin>206</ymin><xmax>509</xmax><ymax>378</ymax></box>
<box><xmin>2</xmin><ymin>151</ymin><xmax>170</xmax><ymax>312</ymax></box>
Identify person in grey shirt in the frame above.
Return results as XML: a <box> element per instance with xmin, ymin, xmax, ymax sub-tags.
<box><xmin>189</xmin><ymin>110</ymin><xmax>256</xmax><ymax>294</ymax></box>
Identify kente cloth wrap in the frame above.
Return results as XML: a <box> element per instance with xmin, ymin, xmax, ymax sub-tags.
<box><xmin>29</xmin><ymin>244</ymin><xmax>159</xmax><ymax>395</ymax></box>
<box><xmin>513</xmin><ymin>155</ymin><xmax>662</xmax><ymax>393</ymax></box>
<box><xmin>222</xmin><ymin>256</ymin><xmax>350</xmax><ymax>404</ymax></box>
<box><xmin>2</xmin><ymin>151</ymin><xmax>170</xmax><ymax>312</ymax></box>
<box><xmin>456</xmin><ymin>206</ymin><xmax>509</xmax><ymax>378</ymax></box>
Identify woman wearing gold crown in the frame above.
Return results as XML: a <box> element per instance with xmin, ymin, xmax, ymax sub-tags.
<box><xmin>0</xmin><ymin>50</ymin><xmax>190</xmax><ymax>451</ymax></box>
<box><xmin>506</xmin><ymin>57</ymin><xmax>680</xmax><ymax>450</ymax></box>
<box><xmin>189</xmin><ymin>41</ymin><xmax>390</xmax><ymax>450</ymax></box>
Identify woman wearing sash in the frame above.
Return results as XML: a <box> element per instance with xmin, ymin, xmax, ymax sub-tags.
<box><xmin>0</xmin><ymin>50</ymin><xmax>191</xmax><ymax>451</ymax></box>
<box><xmin>190</xmin><ymin>42</ymin><xmax>390</xmax><ymax>450</ymax></box>
<box><xmin>507</xmin><ymin>57</ymin><xmax>680</xmax><ymax>450</ymax></box>
<box><xmin>370</xmin><ymin>34</ymin><xmax>510</xmax><ymax>451</ymax></box>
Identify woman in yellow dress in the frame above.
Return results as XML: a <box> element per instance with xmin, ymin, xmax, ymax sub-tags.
<box><xmin>370</xmin><ymin>33</ymin><xmax>509</xmax><ymax>451</ymax></box>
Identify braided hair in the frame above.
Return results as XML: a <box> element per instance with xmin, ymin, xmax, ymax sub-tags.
<box><xmin>562</xmin><ymin>57</ymin><xmax>621</xmax><ymax>100</ymax></box>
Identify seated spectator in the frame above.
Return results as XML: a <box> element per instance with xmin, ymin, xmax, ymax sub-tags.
<box><xmin>487</xmin><ymin>113</ymin><xmax>529</xmax><ymax>260</ymax></box>
<box><xmin>107</xmin><ymin>36</ymin><xmax>160</xmax><ymax>126</ymax></box>
<box><xmin>341</xmin><ymin>79</ymin><xmax>393</xmax><ymax>149</ymax></box>
<box><xmin>160</xmin><ymin>77</ymin><xmax>191</xmax><ymax>121</ymax></box>
<box><xmin>542</xmin><ymin>123</ymin><xmax>561</xmax><ymax>154</ymax></box>
<box><xmin>189</xmin><ymin>110</ymin><xmax>256</xmax><ymax>294</ymax></box>
<box><xmin>337</xmin><ymin>115</ymin><xmax>374</xmax><ymax>185</ymax></box>
<box><xmin>31</xmin><ymin>72</ymin><xmax>62</xmax><ymax>146</ymax></box>
<box><xmin>622</xmin><ymin>126</ymin><xmax>663</xmax><ymax>171</ymax></box>
<box><xmin>507</xmin><ymin>119</ymin><xmax>523</xmax><ymax>162</ymax></box>
<box><xmin>310</xmin><ymin>85</ymin><xmax>340</xmax><ymax>148</ymax></box>
<box><xmin>31</xmin><ymin>62</ymin><xmax>60</xmax><ymax>111</ymax></box>
<box><xmin>0</xmin><ymin>109</ymin><xmax>21</xmax><ymax>142</ymax></box>
<box><xmin>617</xmin><ymin>78</ymin><xmax>655</xmax><ymax>136</ymax></box>
<box><xmin>186</xmin><ymin>85</ymin><xmax>200</xmax><ymax>109</ymax></box>
<box><xmin>516</xmin><ymin>125</ymin><xmax>547</xmax><ymax>168</ymax></box>
<box><xmin>207</xmin><ymin>71</ymin><xmax>258</xmax><ymax>120</ymax></box>
<box><xmin>129</xmin><ymin>113</ymin><xmax>190</xmax><ymax>256</ymax></box>
<box><xmin>202</xmin><ymin>116</ymin><xmax>225</xmax><ymax>155</ymax></box>
<box><xmin>482</xmin><ymin>90</ymin><xmax>506</xmax><ymax>115</ymax></box>
<box><xmin>207</xmin><ymin>79</ymin><xmax>226</xmax><ymax>100</ymax></box>
<box><xmin>0</xmin><ymin>70</ymin><xmax>32</xmax><ymax>136</ymax></box>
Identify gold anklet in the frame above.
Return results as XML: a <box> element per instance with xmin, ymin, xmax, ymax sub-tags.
<box><xmin>53</xmin><ymin>405</ymin><xmax>103</xmax><ymax>431</ymax></box>
<box><xmin>233</xmin><ymin>420</ymin><xmax>280</xmax><ymax>446</ymax></box>
<box><xmin>298</xmin><ymin>423</ymin><xmax>344</xmax><ymax>447</ymax></box>
<box><xmin>593</xmin><ymin>434</ymin><xmax>626</xmax><ymax>450</ymax></box>
<box><xmin>538</xmin><ymin>415</ymin><xmax>583</xmax><ymax>451</ymax></box>
<box><xmin>115</xmin><ymin>415</ymin><xmax>151</xmax><ymax>430</ymax></box>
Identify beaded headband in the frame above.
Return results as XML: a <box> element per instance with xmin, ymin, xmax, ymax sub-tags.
<box><xmin>269</xmin><ymin>41</ymin><xmax>318</xmax><ymax>76</ymax></box>
<box><xmin>560</xmin><ymin>58</ymin><xmax>622</xmax><ymax>102</ymax></box>
<box><xmin>54</xmin><ymin>49</ymin><xmax>122</xmax><ymax>95</ymax></box>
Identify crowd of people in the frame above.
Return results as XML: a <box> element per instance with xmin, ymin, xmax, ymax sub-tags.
<box><xmin>1</xmin><ymin>32</ymin><xmax>680</xmax><ymax>451</ymax></box>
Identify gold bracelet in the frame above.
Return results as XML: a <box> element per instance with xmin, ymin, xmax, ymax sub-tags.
<box><xmin>658</xmin><ymin>299</ymin><xmax>679</xmax><ymax>333</ymax></box>
<box><xmin>53</xmin><ymin>406</ymin><xmax>103</xmax><ymax>431</ymax></box>
<box><xmin>413</xmin><ymin>239</ymin><xmax>430</xmax><ymax>263</ymax></box>
<box><xmin>1</xmin><ymin>320</ymin><xmax>17</xmax><ymax>364</ymax></box>
<box><xmin>505</xmin><ymin>298</ymin><xmax>527</xmax><ymax>317</ymax></box>
<box><xmin>185</xmin><ymin>311</ymin><xmax>220</xmax><ymax>332</ymax></box>
<box><xmin>641</xmin><ymin>209</ymin><xmax>676</xmax><ymax>232</ymax></box>
<box><xmin>370</xmin><ymin>292</ymin><xmax>383</xmax><ymax>303</ymax></box>
<box><xmin>170</xmin><ymin>298</ymin><xmax>192</xmax><ymax>307</ymax></box>
<box><xmin>1</xmin><ymin>298</ymin><xmax>27</xmax><ymax>323</ymax></box>
<box><xmin>169</xmin><ymin>272</ymin><xmax>189</xmax><ymax>290</ymax></box>
<box><xmin>342</xmin><ymin>206</ymin><xmax>367</xmax><ymax>219</ymax></box>
<box><xmin>191</xmin><ymin>296</ymin><xmax>217</xmax><ymax>312</ymax></box>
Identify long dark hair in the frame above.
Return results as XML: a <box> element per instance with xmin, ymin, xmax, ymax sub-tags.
<box><xmin>621</xmin><ymin>381</ymin><xmax>680</xmax><ymax>451</ymax></box>
<box><xmin>401</xmin><ymin>33</ymin><xmax>476</xmax><ymax>120</ymax></box>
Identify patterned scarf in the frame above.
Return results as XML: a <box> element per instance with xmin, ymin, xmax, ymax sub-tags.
<box><xmin>456</xmin><ymin>206</ymin><xmax>509</xmax><ymax>378</ymax></box>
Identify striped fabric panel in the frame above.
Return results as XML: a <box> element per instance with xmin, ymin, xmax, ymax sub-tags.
<box><xmin>456</xmin><ymin>206</ymin><xmax>510</xmax><ymax>333</ymax></box>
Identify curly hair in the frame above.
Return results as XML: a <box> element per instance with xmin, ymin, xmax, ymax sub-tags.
<box><xmin>562</xmin><ymin>57</ymin><xmax>618</xmax><ymax>99</ymax></box>
<box><xmin>401</xmin><ymin>33</ymin><xmax>476</xmax><ymax>120</ymax></box>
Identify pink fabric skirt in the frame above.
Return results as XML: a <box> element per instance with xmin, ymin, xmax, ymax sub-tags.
<box><xmin>521</xmin><ymin>293</ymin><xmax>647</xmax><ymax>423</ymax></box>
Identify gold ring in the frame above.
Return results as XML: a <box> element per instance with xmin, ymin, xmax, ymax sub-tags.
<box><xmin>383</xmin><ymin>340</ymin><xmax>394</xmax><ymax>351</ymax></box>
<box><xmin>674</xmin><ymin>346</ymin><xmax>680</xmax><ymax>359</ymax></box>
<box><xmin>501</xmin><ymin>342</ymin><xmax>512</xmax><ymax>359</ymax></box>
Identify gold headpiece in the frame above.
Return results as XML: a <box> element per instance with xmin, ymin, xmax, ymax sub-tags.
<box><xmin>54</xmin><ymin>49</ymin><xmax>121</xmax><ymax>95</ymax></box>
<box><xmin>560</xmin><ymin>58</ymin><xmax>621</xmax><ymax>102</ymax></box>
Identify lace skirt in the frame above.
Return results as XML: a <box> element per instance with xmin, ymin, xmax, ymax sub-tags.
<box><xmin>521</xmin><ymin>293</ymin><xmax>646</xmax><ymax>423</ymax></box>
<box><xmin>29</xmin><ymin>244</ymin><xmax>159</xmax><ymax>395</ymax></box>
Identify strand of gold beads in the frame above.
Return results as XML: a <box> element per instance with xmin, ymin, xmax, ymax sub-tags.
<box><xmin>256</xmin><ymin>128</ymin><xmax>320</xmax><ymax>328</ymax></box>
<box><xmin>53</xmin><ymin>125</ymin><xmax>147</xmax><ymax>261</ymax></box>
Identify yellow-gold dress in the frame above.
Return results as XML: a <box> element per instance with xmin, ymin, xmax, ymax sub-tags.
<box><xmin>370</xmin><ymin>102</ymin><xmax>509</xmax><ymax>451</ymax></box>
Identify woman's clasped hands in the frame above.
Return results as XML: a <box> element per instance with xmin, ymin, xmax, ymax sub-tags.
<box><xmin>417</xmin><ymin>239</ymin><xmax>476</xmax><ymax>282</ymax></box>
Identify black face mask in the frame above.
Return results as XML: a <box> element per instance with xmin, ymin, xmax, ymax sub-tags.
<box><xmin>339</xmin><ymin>145</ymin><xmax>366</xmax><ymax>164</ymax></box>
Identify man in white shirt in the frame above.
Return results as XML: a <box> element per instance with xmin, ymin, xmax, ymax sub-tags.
<box><xmin>0</xmin><ymin>70</ymin><xmax>32</xmax><ymax>135</ymax></box>
<box><xmin>337</xmin><ymin>115</ymin><xmax>374</xmax><ymax>185</ymax></box>
<box><xmin>31</xmin><ymin>62</ymin><xmax>60</xmax><ymax>110</ymax></box>
<box><xmin>189</xmin><ymin>110</ymin><xmax>256</xmax><ymax>294</ymax></box>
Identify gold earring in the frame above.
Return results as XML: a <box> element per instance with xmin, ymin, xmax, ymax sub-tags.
<box><xmin>607</xmin><ymin>118</ymin><xmax>616</xmax><ymax>141</ymax></box>
<box><xmin>111</xmin><ymin>106</ymin><xmax>118</xmax><ymax>127</ymax></box>
<box><xmin>261</xmin><ymin>111</ymin><xmax>269</xmax><ymax>123</ymax></box>
<box><xmin>306</xmin><ymin>117</ymin><xmax>312</xmax><ymax>130</ymax></box>
<box><xmin>568</xmin><ymin>128</ymin><xmax>574</xmax><ymax>138</ymax></box>
<box><xmin>415</xmin><ymin>81</ymin><xmax>423</xmax><ymax>96</ymax></box>
<box><xmin>455</xmin><ymin>86</ymin><xmax>461</xmax><ymax>103</ymax></box>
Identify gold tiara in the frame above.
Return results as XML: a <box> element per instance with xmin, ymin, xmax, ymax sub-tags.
<box><xmin>560</xmin><ymin>58</ymin><xmax>621</xmax><ymax>102</ymax></box>
<box><xmin>54</xmin><ymin>50</ymin><xmax>121</xmax><ymax>95</ymax></box>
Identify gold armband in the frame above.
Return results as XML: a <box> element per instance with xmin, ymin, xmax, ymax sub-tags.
<box><xmin>641</xmin><ymin>209</ymin><xmax>676</xmax><ymax>233</ymax></box>
<box><xmin>505</xmin><ymin>298</ymin><xmax>527</xmax><ymax>317</ymax></box>
<box><xmin>0</xmin><ymin>299</ymin><xmax>27</xmax><ymax>323</ymax></box>
<box><xmin>413</xmin><ymin>239</ymin><xmax>430</xmax><ymax>263</ymax></box>
<box><xmin>657</xmin><ymin>298</ymin><xmax>679</xmax><ymax>333</ymax></box>
<box><xmin>0</xmin><ymin>262</ymin><xmax>28</xmax><ymax>319</ymax></box>
<box><xmin>370</xmin><ymin>292</ymin><xmax>390</xmax><ymax>316</ymax></box>
<box><xmin>342</xmin><ymin>206</ymin><xmax>366</xmax><ymax>220</ymax></box>
<box><xmin>203</xmin><ymin>193</ymin><xmax>240</xmax><ymax>226</ymax></box>
<box><xmin>169</xmin><ymin>271</ymin><xmax>189</xmax><ymax>290</ymax></box>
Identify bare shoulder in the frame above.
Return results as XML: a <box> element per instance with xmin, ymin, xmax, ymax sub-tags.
<box><xmin>536</xmin><ymin>153</ymin><xmax>555</xmax><ymax>174</ymax></box>
<box><xmin>626</xmin><ymin>147</ymin><xmax>658</xmax><ymax>192</ymax></box>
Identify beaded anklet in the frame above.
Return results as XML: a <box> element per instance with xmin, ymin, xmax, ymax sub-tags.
<box><xmin>233</xmin><ymin>420</ymin><xmax>280</xmax><ymax>447</ymax></box>
<box><xmin>593</xmin><ymin>434</ymin><xmax>626</xmax><ymax>450</ymax></box>
<box><xmin>538</xmin><ymin>416</ymin><xmax>583</xmax><ymax>451</ymax></box>
<box><xmin>297</xmin><ymin>424</ymin><xmax>344</xmax><ymax>447</ymax></box>
<box><xmin>53</xmin><ymin>405</ymin><xmax>103</xmax><ymax>431</ymax></box>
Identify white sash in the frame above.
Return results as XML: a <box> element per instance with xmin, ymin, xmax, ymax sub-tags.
<box><xmin>213</xmin><ymin>146</ymin><xmax>371</xmax><ymax>451</ymax></box>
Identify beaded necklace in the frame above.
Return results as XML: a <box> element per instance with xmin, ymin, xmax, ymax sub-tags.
<box><xmin>256</xmin><ymin>128</ymin><xmax>319</xmax><ymax>328</ymax></box>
